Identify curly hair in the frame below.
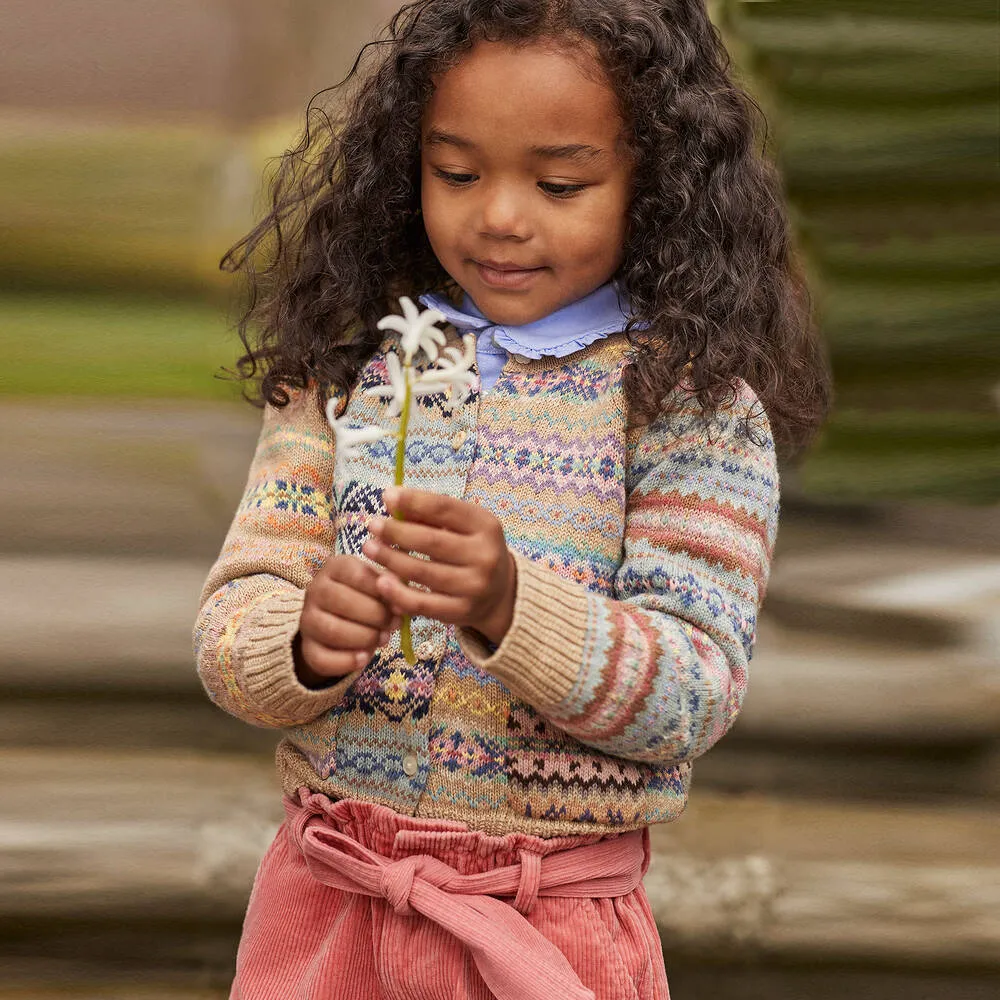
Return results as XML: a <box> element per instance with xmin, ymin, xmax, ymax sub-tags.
<box><xmin>223</xmin><ymin>0</ymin><xmax>830</xmax><ymax>460</ymax></box>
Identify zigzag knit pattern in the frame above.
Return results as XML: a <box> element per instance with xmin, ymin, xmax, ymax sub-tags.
<box><xmin>194</xmin><ymin>331</ymin><xmax>779</xmax><ymax>837</ymax></box>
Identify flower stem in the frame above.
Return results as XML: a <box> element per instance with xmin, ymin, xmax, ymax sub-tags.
<box><xmin>395</xmin><ymin>373</ymin><xmax>416</xmax><ymax>665</ymax></box>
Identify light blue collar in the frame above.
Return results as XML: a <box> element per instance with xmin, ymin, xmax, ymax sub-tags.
<box><xmin>419</xmin><ymin>282</ymin><xmax>637</xmax><ymax>391</ymax></box>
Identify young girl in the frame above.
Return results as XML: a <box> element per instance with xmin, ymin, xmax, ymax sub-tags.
<box><xmin>195</xmin><ymin>1</ymin><xmax>829</xmax><ymax>997</ymax></box>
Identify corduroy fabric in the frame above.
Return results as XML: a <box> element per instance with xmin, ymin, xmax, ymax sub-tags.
<box><xmin>231</xmin><ymin>790</ymin><xmax>670</xmax><ymax>1000</ymax></box>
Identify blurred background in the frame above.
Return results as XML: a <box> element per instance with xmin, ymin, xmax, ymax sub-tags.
<box><xmin>0</xmin><ymin>1</ymin><xmax>997</xmax><ymax>998</ymax></box>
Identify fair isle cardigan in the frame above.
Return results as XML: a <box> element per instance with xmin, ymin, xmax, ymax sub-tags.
<box><xmin>194</xmin><ymin>329</ymin><xmax>780</xmax><ymax>838</ymax></box>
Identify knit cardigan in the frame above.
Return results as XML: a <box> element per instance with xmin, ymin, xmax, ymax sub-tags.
<box><xmin>194</xmin><ymin>329</ymin><xmax>780</xmax><ymax>838</ymax></box>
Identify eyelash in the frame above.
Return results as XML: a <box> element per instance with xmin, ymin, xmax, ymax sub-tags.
<box><xmin>432</xmin><ymin>168</ymin><xmax>586</xmax><ymax>200</ymax></box>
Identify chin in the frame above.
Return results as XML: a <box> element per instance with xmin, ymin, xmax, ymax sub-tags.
<box><xmin>470</xmin><ymin>291</ymin><xmax>556</xmax><ymax>327</ymax></box>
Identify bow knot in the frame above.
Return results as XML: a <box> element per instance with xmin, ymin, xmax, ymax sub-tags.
<box><xmin>379</xmin><ymin>857</ymin><xmax>418</xmax><ymax>916</ymax></box>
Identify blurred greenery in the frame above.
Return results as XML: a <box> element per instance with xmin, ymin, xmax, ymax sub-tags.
<box><xmin>3</xmin><ymin>292</ymin><xmax>242</xmax><ymax>401</ymax></box>
<box><xmin>0</xmin><ymin>0</ymin><xmax>995</xmax><ymax>503</ymax></box>
<box><xmin>731</xmin><ymin>0</ymin><xmax>997</xmax><ymax>503</ymax></box>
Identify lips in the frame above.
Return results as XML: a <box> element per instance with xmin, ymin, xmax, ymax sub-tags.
<box><xmin>473</xmin><ymin>259</ymin><xmax>546</xmax><ymax>290</ymax></box>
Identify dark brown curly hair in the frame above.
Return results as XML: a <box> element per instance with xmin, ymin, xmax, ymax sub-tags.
<box><xmin>223</xmin><ymin>0</ymin><xmax>830</xmax><ymax>460</ymax></box>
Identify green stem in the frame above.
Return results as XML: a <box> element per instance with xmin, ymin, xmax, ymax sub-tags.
<box><xmin>395</xmin><ymin>371</ymin><xmax>416</xmax><ymax>665</ymax></box>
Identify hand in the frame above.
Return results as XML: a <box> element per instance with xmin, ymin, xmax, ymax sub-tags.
<box><xmin>363</xmin><ymin>487</ymin><xmax>517</xmax><ymax>646</ymax></box>
<box><xmin>296</xmin><ymin>554</ymin><xmax>399</xmax><ymax>688</ymax></box>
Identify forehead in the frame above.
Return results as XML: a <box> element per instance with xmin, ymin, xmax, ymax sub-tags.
<box><xmin>423</xmin><ymin>39</ymin><xmax>624</xmax><ymax>149</ymax></box>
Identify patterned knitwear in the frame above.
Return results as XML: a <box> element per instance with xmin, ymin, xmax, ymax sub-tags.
<box><xmin>194</xmin><ymin>328</ymin><xmax>780</xmax><ymax>838</ymax></box>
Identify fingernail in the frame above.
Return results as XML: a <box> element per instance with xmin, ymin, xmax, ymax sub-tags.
<box><xmin>383</xmin><ymin>487</ymin><xmax>400</xmax><ymax>506</ymax></box>
<box><xmin>364</xmin><ymin>538</ymin><xmax>380</xmax><ymax>556</ymax></box>
<box><xmin>368</xmin><ymin>517</ymin><xmax>385</xmax><ymax>535</ymax></box>
<box><xmin>355</xmin><ymin>651</ymin><xmax>370</xmax><ymax>669</ymax></box>
<box><xmin>379</xmin><ymin>631</ymin><xmax>390</xmax><ymax>646</ymax></box>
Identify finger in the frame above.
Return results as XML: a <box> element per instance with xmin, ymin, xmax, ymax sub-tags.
<box><xmin>301</xmin><ymin>605</ymin><xmax>383</xmax><ymax>651</ymax></box>
<box><xmin>300</xmin><ymin>636</ymin><xmax>373</xmax><ymax>677</ymax></box>
<box><xmin>367</xmin><ymin>516</ymin><xmax>468</xmax><ymax>565</ymax></box>
<box><xmin>363</xmin><ymin>536</ymin><xmax>473</xmax><ymax>596</ymax></box>
<box><xmin>382</xmin><ymin>487</ymin><xmax>484</xmax><ymax>534</ymax></box>
<box><xmin>324</xmin><ymin>555</ymin><xmax>392</xmax><ymax>602</ymax></box>
<box><xmin>376</xmin><ymin>573</ymin><xmax>471</xmax><ymax>624</ymax></box>
<box><xmin>312</xmin><ymin>577</ymin><xmax>395</xmax><ymax>629</ymax></box>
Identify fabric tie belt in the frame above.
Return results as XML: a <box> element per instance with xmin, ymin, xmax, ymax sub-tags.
<box><xmin>286</xmin><ymin>796</ymin><xmax>647</xmax><ymax>1000</ymax></box>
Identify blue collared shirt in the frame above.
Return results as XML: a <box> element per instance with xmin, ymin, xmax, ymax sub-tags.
<box><xmin>420</xmin><ymin>282</ymin><xmax>638</xmax><ymax>392</ymax></box>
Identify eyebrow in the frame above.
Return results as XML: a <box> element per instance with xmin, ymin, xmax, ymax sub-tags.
<box><xmin>530</xmin><ymin>143</ymin><xmax>605</xmax><ymax>163</ymax></box>
<box><xmin>424</xmin><ymin>129</ymin><xmax>604</xmax><ymax>163</ymax></box>
<box><xmin>424</xmin><ymin>128</ymin><xmax>476</xmax><ymax>150</ymax></box>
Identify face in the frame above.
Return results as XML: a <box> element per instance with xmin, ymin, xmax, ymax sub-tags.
<box><xmin>421</xmin><ymin>39</ymin><xmax>633</xmax><ymax>326</ymax></box>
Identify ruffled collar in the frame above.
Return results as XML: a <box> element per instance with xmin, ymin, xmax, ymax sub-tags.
<box><xmin>419</xmin><ymin>282</ymin><xmax>637</xmax><ymax>362</ymax></box>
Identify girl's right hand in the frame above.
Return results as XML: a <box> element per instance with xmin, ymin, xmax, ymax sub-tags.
<box><xmin>295</xmin><ymin>555</ymin><xmax>398</xmax><ymax>688</ymax></box>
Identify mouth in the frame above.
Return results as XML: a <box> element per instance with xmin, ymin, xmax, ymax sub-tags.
<box><xmin>472</xmin><ymin>259</ymin><xmax>547</xmax><ymax>290</ymax></box>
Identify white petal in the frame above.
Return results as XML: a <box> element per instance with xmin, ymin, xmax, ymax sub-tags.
<box><xmin>376</xmin><ymin>316</ymin><xmax>410</xmax><ymax>335</ymax></box>
<box><xmin>413</xmin><ymin>382</ymin><xmax>448</xmax><ymax>396</ymax></box>
<box><xmin>346</xmin><ymin>426</ymin><xmax>389</xmax><ymax>446</ymax></box>
<box><xmin>399</xmin><ymin>296</ymin><xmax>421</xmax><ymax>323</ymax></box>
<box><xmin>385</xmin><ymin>352</ymin><xmax>404</xmax><ymax>385</ymax></box>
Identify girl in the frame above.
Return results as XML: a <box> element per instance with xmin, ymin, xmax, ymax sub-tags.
<box><xmin>195</xmin><ymin>1</ymin><xmax>829</xmax><ymax>997</ymax></box>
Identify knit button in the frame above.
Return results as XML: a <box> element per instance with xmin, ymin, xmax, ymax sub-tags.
<box><xmin>402</xmin><ymin>753</ymin><xmax>419</xmax><ymax>777</ymax></box>
<box><xmin>451</xmin><ymin>431</ymin><xmax>467</xmax><ymax>451</ymax></box>
<box><xmin>417</xmin><ymin>641</ymin><xmax>435</xmax><ymax>660</ymax></box>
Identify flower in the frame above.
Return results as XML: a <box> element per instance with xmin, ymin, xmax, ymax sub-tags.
<box><xmin>422</xmin><ymin>333</ymin><xmax>477</xmax><ymax>399</ymax></box>
<box><xmin>376</xmin><ymin>296</ymin><xmax>447</xmax><ymax>364</ymax></box>
<box><xmin>329</xmin><ymin>413</ymin><xmax>389</xmax><ymax>459</ymax></box>
<box><xmin>364</xmin><ymin>332</ymin><xmax>477</xmax><ymax>409</ymax></box>
<box><xmin>436</xmin><ymin>333</ymin><xmax>476</xmax><ymax>380</ymax></box>
<box><xmin>363</xmin><ymin>352</ymin><xmax>408</xmax><ymax>417</ymax></box>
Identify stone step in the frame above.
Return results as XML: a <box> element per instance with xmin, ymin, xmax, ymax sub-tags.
<box><xmin>1</xmin><ymin>556</ymin><xmax>998</xmax><ymax>764</ymax></box>
<box><xmin>737</xmin><ymin>619</ymin><xmax>1000</xmax><ymax>745</ymax></box>
<box><xmin>766</xmin><ymin>543</ymin><xmax>1000</xmax><ymax>655</ymax></box>
<box><xmin>2</xmin><ymin>553</ymin><xmax>998</xmax><ymax>812</ymax></box>
<box><xmin>0</xmin><ymin>401</ymin><xmax>259</xmax><ymax>560</ymax></box>
<box><xmin>1</xmin><ymin>748</ymin><xmax>997</xmax><ymax>977</ymax></box>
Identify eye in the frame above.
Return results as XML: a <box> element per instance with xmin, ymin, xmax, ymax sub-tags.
<box><xmin>433</xmin><ymin>168</ymin><xmax>478</xmax><ymax>187</ymax></box>
<box><xmin>538</xmin><ymin>181</ymin><xmax>587</xmax><ymax>199</ymax></box>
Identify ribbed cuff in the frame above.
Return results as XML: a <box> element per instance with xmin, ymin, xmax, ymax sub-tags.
<box><xmin>458</xmin><ymin>552</ymin><xmax>589</xmax><ymax>709</ymax></box>
<box><xmin>235</xmin><ymin>589</ymin><xmax>356</xmax><ymax>723</ymax></box>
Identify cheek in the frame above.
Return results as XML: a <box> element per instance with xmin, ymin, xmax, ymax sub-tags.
<box><xmin>555</xmin><ymin>197</ymin><xmax>629</xmax><ymax>272</ymax></box>
<box><xmin>420</xmin><ymin>169</ymin><xmax>453</xmax><ymax>254</ymax></box>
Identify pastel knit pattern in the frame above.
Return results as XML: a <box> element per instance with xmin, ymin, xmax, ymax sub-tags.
<box><xmin>194</xmin><ymin>330</ymin><xmax>780</xmax><ymax>838</ymax></box>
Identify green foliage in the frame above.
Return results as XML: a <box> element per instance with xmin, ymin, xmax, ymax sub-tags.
<box><xmin>733</xmin><ymin>0</ymin><xmax>998</xmax><ymax>503</ymax></box>
<box><xmin>1</xmin><ymin>293</ymin><xmax>242</xmax><ymax>401</ymax></box>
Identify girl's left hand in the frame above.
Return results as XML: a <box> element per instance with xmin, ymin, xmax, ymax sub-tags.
<box><xmin>363</xmin><ymin>487</ymin><xmax>516</xmax><ymax>646</ymax></box>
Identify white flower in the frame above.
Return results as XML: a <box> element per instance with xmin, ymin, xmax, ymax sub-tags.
<box><xmin>363</xmin><ymin>352</ymin><xmax>408</xmax><ymax>417</ymax></box>
<box><xmin>423</xmin><ymin>333</ymin><xmax>477</xmax><ymax>398</ymax></box>
<box><xmin>377</xmin><ymin>296</ymin><xmax>447</xmax><ymax>364</ymax></box>
<box><xmin>328</xmin><ymin>414</ymin><xmax>389</xmax><ymax>459</ymax></box>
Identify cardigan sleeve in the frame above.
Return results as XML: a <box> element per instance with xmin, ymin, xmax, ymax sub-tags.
<box><xmin>192</xmin><ymin>387</ymin><xmax>356</xmax><ymax>728</ymax></box>
<box><xmin>459</xmin><ymin>381</ymin><xmax>780</xmax><ymax>765</ymax></box>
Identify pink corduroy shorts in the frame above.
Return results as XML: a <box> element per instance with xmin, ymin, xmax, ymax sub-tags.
<box><xmin>230</xmin><ymin>790</ymin><xmax>670</xmax><ymax>1000</ymax></box>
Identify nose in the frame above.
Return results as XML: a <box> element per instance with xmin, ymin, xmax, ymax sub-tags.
<box><xmin>477</xmin><ymin>182</ymin><xmax>531</xmax><ymax>241</ymax></box>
